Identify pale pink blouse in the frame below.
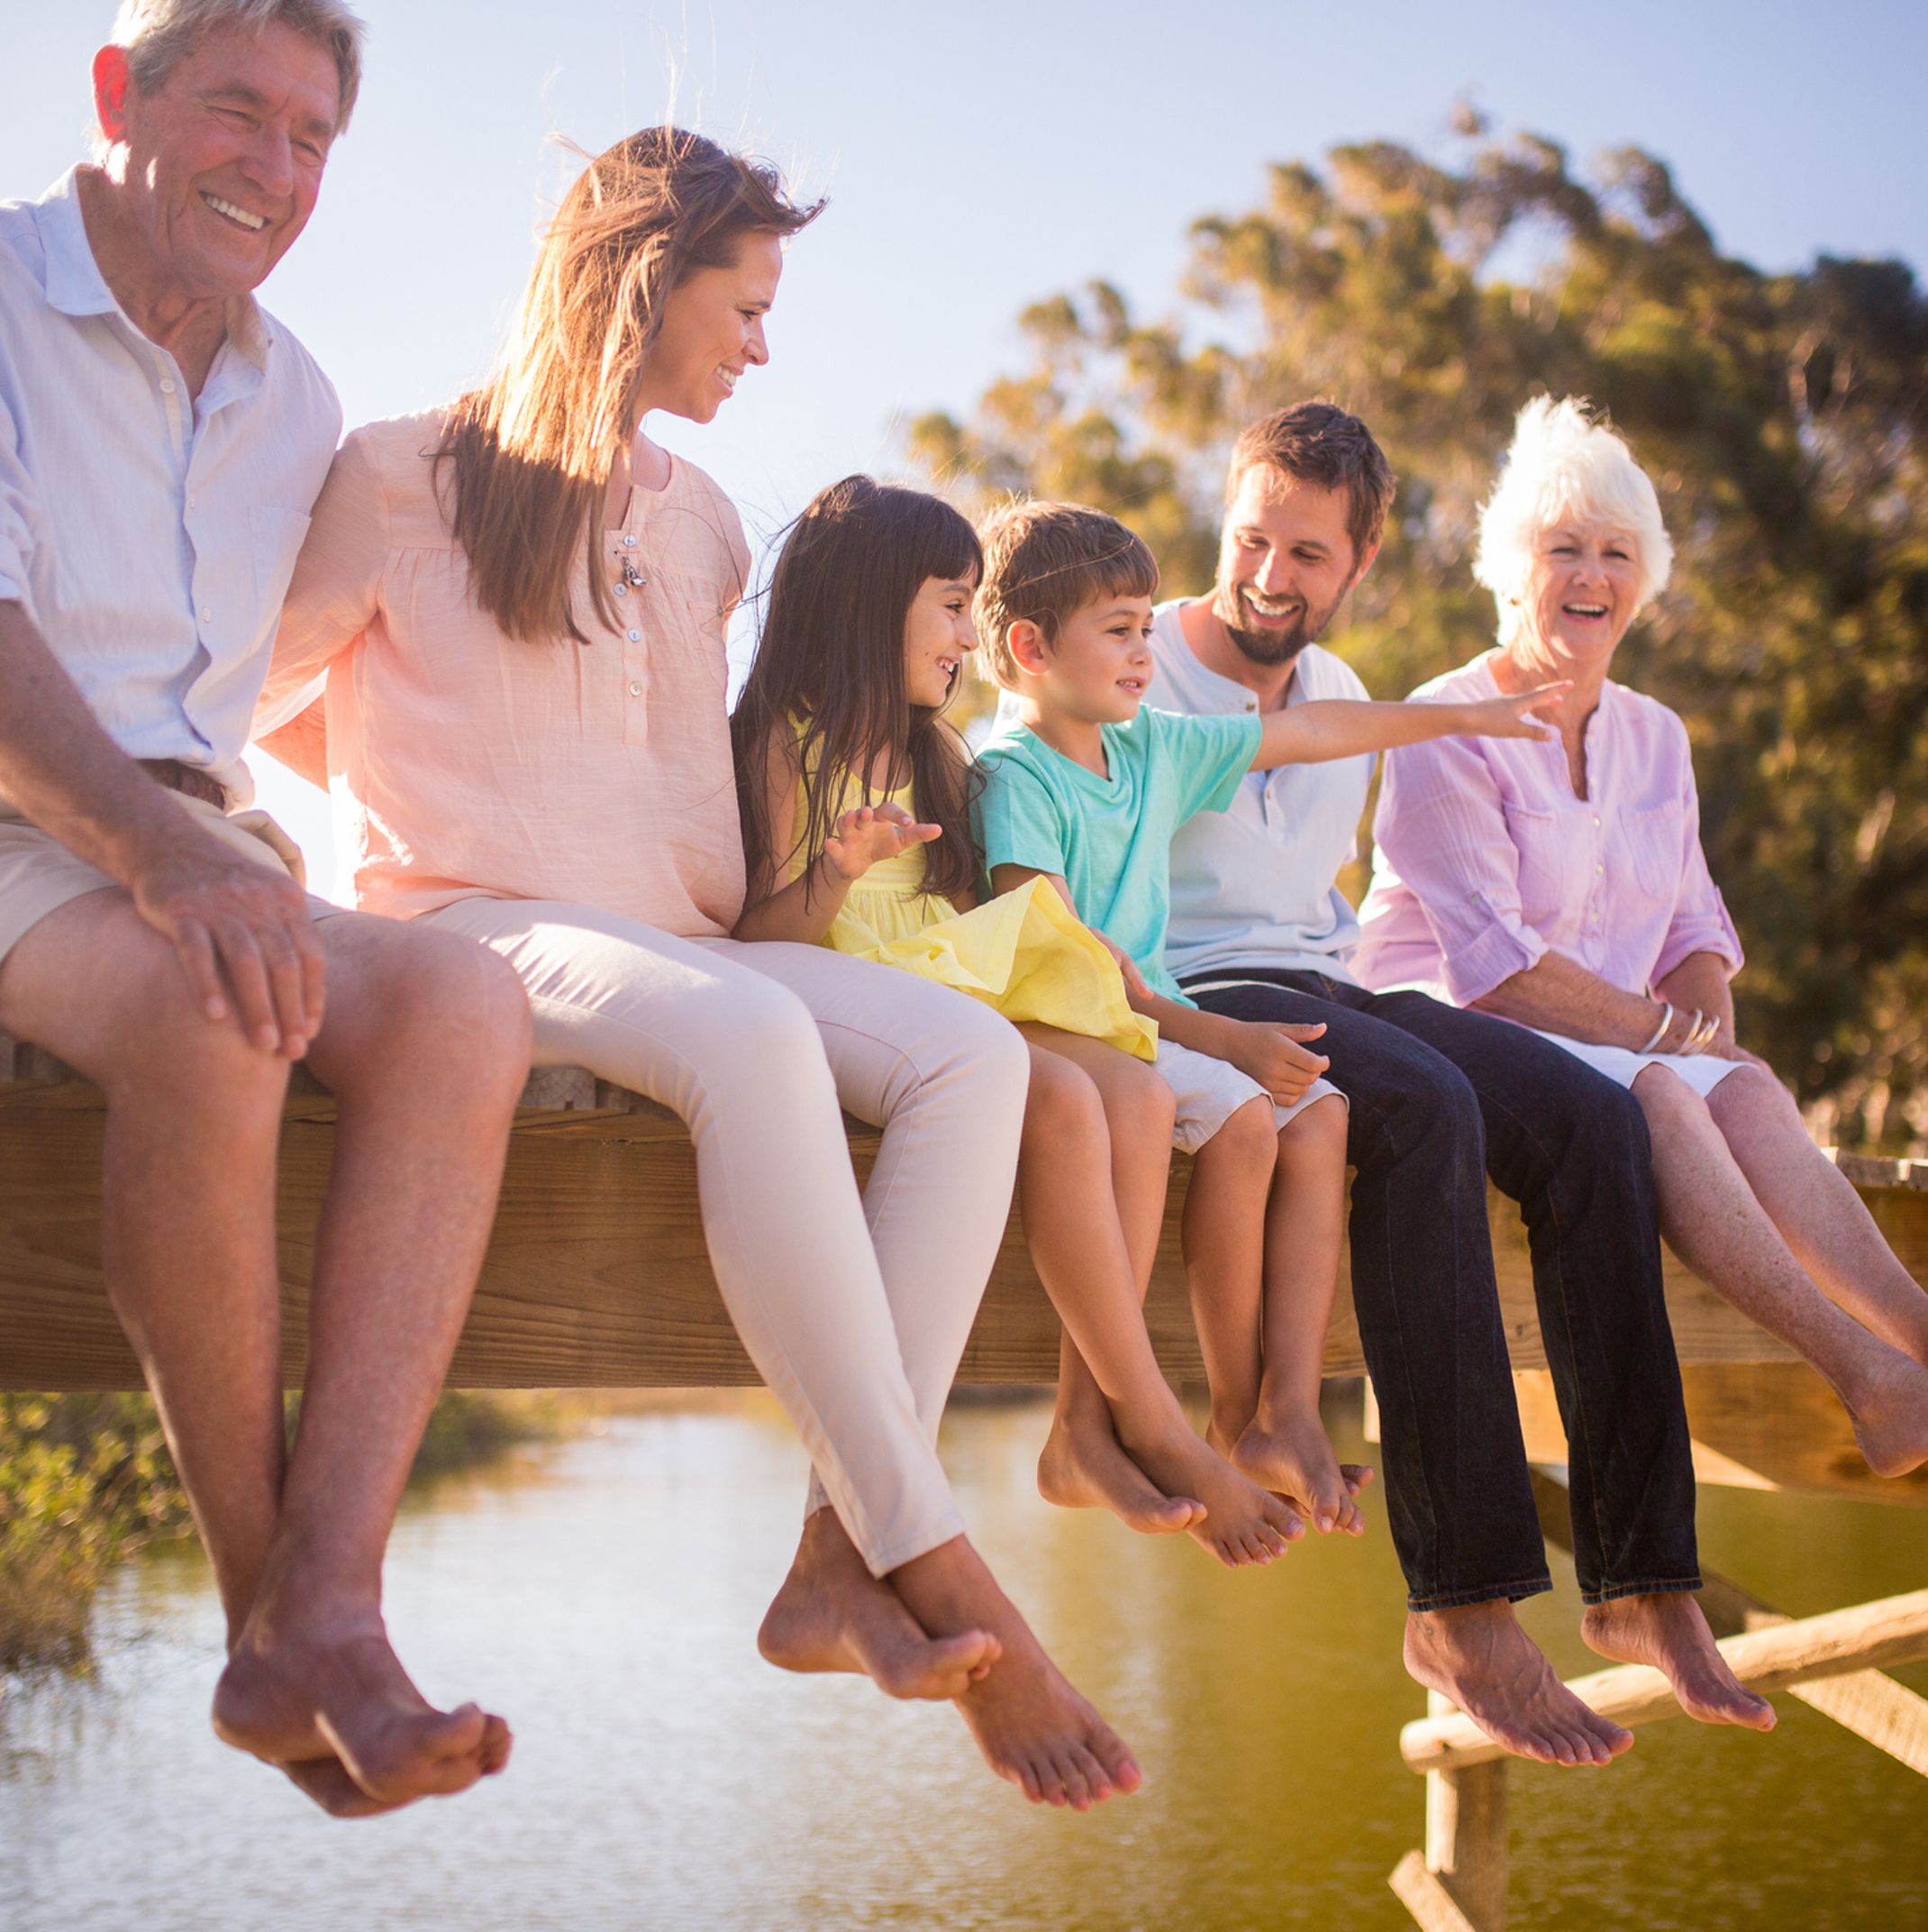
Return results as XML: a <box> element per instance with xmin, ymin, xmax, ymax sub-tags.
<box><xmin>259</xmin><ymin>413</ymin><xmax>750</xmax><ymax>934</ymax></box>
<box><xmin>1354</xmin><ymin>651</ymin><xmax>1742</xmax><ymax>1005</ymax></box>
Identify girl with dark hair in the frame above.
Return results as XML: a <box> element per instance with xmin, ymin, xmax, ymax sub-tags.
<box><xmin>261</xmin><ymin>132</ymin><xmax>1140</xmax><ymax>1809</ymax></box>
<box><xmin>732</xmin><ymin>478</ymin><xmax>1305</xmax><ymax>1566</ymax></box>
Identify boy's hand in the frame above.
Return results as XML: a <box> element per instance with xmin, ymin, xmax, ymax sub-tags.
<box><xmin>1217</xmin><ymin>1016</ymin><xmax>1332</xmax><ymax>1105</ymax></box>
<box><xmin>822</xmin><ymin>802</ymin><xmax>941</xmax><ymax>883</ymax></box>
<box><xmin>1091</xmin><ymin>930</ymin><xmax>1151</xmax><ymax>998</ymax></box>
<box><xmin>1447</xmin><ymin>683</ymin><xmax>1569</xmax><ymax>741</ymax></box>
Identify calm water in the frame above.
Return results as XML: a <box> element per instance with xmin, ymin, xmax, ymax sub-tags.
<box><xmin>2</xmin><ymin>1396</ymin><xmax>1924</xmax><ymax>1931</ymax></box>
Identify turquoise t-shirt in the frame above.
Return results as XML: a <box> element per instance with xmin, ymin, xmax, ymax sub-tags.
<box><xmin>973</xmin><ymin>706</ymin><xmax>1263</xmax><ymax>1005</ymax></box>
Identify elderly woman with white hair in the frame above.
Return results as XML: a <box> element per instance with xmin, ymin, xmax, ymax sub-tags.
<box><xmin>1357</xmin><ymin>396</ymin><xmax>1928</xmax><ymax>1479</ymax></box>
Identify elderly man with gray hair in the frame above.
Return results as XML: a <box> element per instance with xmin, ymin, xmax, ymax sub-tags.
<box><xmin>0</xmin><ymin>1</ymin><xmax>532</xmax><ymax>1815</ymax></box>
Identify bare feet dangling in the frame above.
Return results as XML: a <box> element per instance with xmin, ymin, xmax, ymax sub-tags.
<box><xmin>1582</xmin><ymin>1591</ymin><xmax>1776</xmax><ymax>1730</ymax></box>
<box><xmin>891</xmin><ymin>1534</ymin><xmax>1143</xmax><ymax>1809</ymax></box>
<box><xmin>1847</xmin><ymin>1351</ymin><xmax>1928</xmax><ymax>1478</ymax></box>
<box><xmin>1405</xmin><ymin>1599</ymin><xmax>1632</xmax><ymax>1767</ymax></box>
<box><xmin>1112</xmin><ymin>1413</ymin><xmax>1304</xmax><ymax>1567</ymax></box>
<box><xmin>758</xmin><ymin>1508</ymin><xmax>998</xmax><ymax>1700</ymax></box>
<box><xmin>1037</xmin><ymin>1407</ymin><xmax>1205</xmax><ymax>1536</ymax></box>
<box><xmin>1225</xmin><ymin>1407</ymin><xmax>1373</xmax><ymax>1536</ymax></box>
<box><xmin>214</xmin><ymin>1593</ymin><xmax>511</xmax><ymax>1809</ymax></box>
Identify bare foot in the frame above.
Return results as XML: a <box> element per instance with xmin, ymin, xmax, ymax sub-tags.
<box><xmin>277</xmin><ymin>1756</ymin><xmax>407</xmax><ymax>1818</ymax></box>
<box><xmin>1038</xmin><ymin>1408</ymin><xmax>1205</xmax><ymax>1536</ymax></box>
<box><xmin>758</xmin><ymin>1508</ymin><xmax>998</xmax><ymax>1700</ymax></box>
<box><xmin>214</xmin><ymin>1603</ymin><xmax>509</xmax><ymax>1808</ymax></box>
<box><xmin>1582</xmin><ymin>1592</ymin><xmax>1776</xmax><ymax>1730</ymax></box>
<box><xmin>1405</xmin><ymin>1599</ymin><xmax>1633</xmax><ymax>1767</ymax></box>
<box><xmin>891</xmin><ymin>1535</ymin><xmax>1143</xmax><ymax>1810</ymax></box>
<box><xmin>1848</xmin><ymin>1353</ymin><xmax>1928</xmax><ymax>1477</ymax></box>
<box><xmin>1227</xmin><ymin>1408</ymin><xmax>1373</xmax><ymax>1536</ymax></box>
<box><xmin>1114</xmin><ymin>1413</ymin><xmax>1304</xmax><ymax>1567</ymax></box>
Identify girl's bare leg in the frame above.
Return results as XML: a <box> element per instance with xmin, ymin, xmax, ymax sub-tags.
<box><xmin>1226</xmin><ymin>1096</ymin><xmax>1372</xmax><ymax>1533</ymax></box>
<box><xmin>1023</xmin><ymin>1033</ymin><xmax>1299</xmax><ymax>1564</ymax></box>
<box><xmin>1634</xmin><ymin>1065</ymin><xmax>1928</xmax><ymax>1476</ymax></box>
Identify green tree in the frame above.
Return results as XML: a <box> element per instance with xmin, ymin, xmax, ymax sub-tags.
<box><xmin>912</xmin><ymin>121</ymin><xmax>1928</xmax><ymax>1150</ymax></box>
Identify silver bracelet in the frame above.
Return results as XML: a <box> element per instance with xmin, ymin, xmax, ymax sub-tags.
<box><xmin>1638</xmin><ymin>1004</ymin><xmax>1673</xmax><ymax>1055</ymax></box>
<box><xmin>1682</xmin><ymin>1010</ymin><xmax>1720</xmax><ymax>1056</ymax></box>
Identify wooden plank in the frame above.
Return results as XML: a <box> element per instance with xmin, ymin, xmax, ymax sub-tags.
<box><xmin>1</xmin><ymin>1040</ymin><xmax>1922</xmax><ymax>1414</ymax></box>
<box><xmin>1400</xmin><ymin>1589</ymin><xmax>1928</xmax><ymax>1772</ymax></box>
<box><xmin>1424</xmin><ymin>1743</ymin><xmax>1508</xmax><ymax>1930</ymax></box>
<box><xmin>1389</xmin><ymin>1850</ymin><xmax>1484</xmax><ymax>1932</ymax></box>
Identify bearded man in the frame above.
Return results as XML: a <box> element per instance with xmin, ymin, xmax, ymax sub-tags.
<box><xmin>1141</xmin><ymin>402</ymin><xmax>1772</xmax><ymax>1761</ymax></box>
<box><xmin>0</xmin><ymin>0</ymin><xmax>530</xmax><ymax>1814</ymax></box>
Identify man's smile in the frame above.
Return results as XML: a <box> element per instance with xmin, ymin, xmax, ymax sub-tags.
<box><xmin>201</xmin><ymin>192</ymin><xmax>267</xmax><ymax>232</ymax></box>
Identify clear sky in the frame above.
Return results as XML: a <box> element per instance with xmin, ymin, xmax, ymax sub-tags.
<box><xmin>7</xmin><ymin>0</ymin><xmax>1926</xmax><ymax>883</ymax></box>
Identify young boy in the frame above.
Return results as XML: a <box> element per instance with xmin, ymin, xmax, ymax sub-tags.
<box><xmin>971</xmin><ymin>500</ymin><xmax>1561</xmax><ymax>1536</ymax></box>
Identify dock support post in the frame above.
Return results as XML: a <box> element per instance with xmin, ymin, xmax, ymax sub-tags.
<box><xmin>1423</xmin><ymin>1692</ymin><xmax>1507</xmax><ymax>1930</ymax></box>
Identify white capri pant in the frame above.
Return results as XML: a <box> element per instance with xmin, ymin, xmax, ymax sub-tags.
<box><xmin>1152</xmin><ymin>1036</ymin><xmax>1345</xmax><ymax>1154</ymax></box>
<box><xmin>422</xmin><ymin>896</ymin><xmax>1029</xmax><ymax>1577</ymax></box>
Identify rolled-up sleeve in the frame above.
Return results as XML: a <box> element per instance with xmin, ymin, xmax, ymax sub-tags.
<box><xmin>1372</xmin><ymin>731</ymin><xmax>1550</xmax><ymax>1005</ymax></box>
<box><xmin>0</xmin><ymin>388</ymin><xmax>35</xmax><ymax>607</ymax></box>
<box><xmin>1651</xmin><ymin>744</ymin><xmax>1743</xmax><ymax>983</ymax></box>
<box><xmin>254</xmin><ymin>429</ymin><xmax>388</xmax><ymax>733</ymax></box>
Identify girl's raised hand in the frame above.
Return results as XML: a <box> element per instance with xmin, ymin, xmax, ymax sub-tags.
<box><xmin>1451</xmin><ymin>681</ymin><xmax>1570</xmax><ymax>741</ymax></box>
<box><xmin>823</xmin><ymin>802</ymin><xmax>942</xmax><ymax>882</ymax></box>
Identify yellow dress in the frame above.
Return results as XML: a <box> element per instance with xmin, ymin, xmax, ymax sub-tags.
<box><xmin>788</xmin><ymin>753</ymin><xmax>1158</xmax><ymax>1062</ymax></box>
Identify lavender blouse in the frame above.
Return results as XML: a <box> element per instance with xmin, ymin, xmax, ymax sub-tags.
<box><xmin>1353</xmin><ymin>651</ymin><xmax>1742</xmax><ymax>1006</ymax></box>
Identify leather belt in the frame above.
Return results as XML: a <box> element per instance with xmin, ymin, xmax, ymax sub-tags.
<box><xmin>139</xmin><ymin>758</ymin><xmax>230</xmax><ymax>811</ymax></box>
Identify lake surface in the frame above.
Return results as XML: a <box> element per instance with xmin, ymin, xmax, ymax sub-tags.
<box><xmin>2</xmin><ymin>1394</ymin><xmax>1924</xmax><ymax>1931</ymax></box>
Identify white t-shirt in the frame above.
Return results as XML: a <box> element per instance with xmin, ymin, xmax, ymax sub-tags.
<box><xmin>1147</xmin><ymin>598</ymin><xmax>1374</xmax><ymax>987</ymax></box>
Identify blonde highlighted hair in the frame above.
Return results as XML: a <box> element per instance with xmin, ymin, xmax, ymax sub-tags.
<box><xmin>1475</xmin><ymin>396</ymin><xmax>1674</xmax><ymax>642</ymax></box>
<box><xmin>438</xmin><ymin>129</ymin><xmax>821</xmax><ymax>644</ymax></box>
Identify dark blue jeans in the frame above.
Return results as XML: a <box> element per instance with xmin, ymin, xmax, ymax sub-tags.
<box><xmin>1183</xmin><ymin>968</ymin><xmax>1700</xmax><ymax>1611</ymax></box>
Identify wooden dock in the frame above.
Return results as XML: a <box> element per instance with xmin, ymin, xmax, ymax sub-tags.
<box><xmin>3</xmin><ymin>1028</ymin><xmax>1924</xmax><ymax>1926</ymax></box>
<box><xmin>4</xmin><ymin>1032</ymin><xmax>1923</xmax><ymax>1513</ymax></box>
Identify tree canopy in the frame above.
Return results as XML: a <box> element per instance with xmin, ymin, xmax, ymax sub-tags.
<box><xmin>911</xmin><ymin>120</ymin><xmax>1928</xmax><ymax>1151</ymax></box>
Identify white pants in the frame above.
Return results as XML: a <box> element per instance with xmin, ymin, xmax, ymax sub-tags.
<box><xmin>422</xmin><ymin>897</ymin><xmax>1028</xmax><ymax>1576</ymax></box>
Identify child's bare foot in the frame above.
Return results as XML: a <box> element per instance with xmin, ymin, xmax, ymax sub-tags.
<box><xmin>758</xmin><ymin>1508</ymin><xmax>999</xmax><ymax>1700</ymax></box>
<box><xmin>1405</xmin><ymin>1599</ymin><xmax>1633</xmax><ymax>1767</ymax></box>
<box><xmin>1581</xmin><ymin>1591</ymin><xmax>1776</xmax><ymax>1730</ymax></box>
<box><xmin>891</xmin><ymin>1534</ymin><xmax>1143</xmax><ymax>1809</ymax></box>
<box><xmin>1226</xmin><ymin>1408</ymin><xmax>1373</xmax><ymax>1536</ymax></box>
<box><xmin>1038</xmin><ymin>1408</ymin><xmax>1205</xmax><ymax>1536</ymax></box>
<box><xmin>1847</xmin><ymin>1352</ymin><xmax>1928</xmax><ymax>1477</ymax></box>
<box><xmin>1114</xmin><ymin>1414</ymin><xmax>1304</xmax><ymax>1567</ymax></box>
<box><xmin>214</xmin><ymin>1592</ymin><xmax>510</xmax><ymax>1809</ymax></box>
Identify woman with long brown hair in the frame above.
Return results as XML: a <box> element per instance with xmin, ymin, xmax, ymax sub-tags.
<box><xmin>259</xmin><ymin>129</ymin><xmax>1139</xmax><ymax>1809</ymax></box>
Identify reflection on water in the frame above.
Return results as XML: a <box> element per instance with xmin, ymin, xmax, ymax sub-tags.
<box><xmin>1</xmin><ymin>1397</ymin><xmax>1923</xmax><ymax>1931</ymax></box>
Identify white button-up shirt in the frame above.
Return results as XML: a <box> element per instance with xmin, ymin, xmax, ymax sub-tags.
<box><xmin>0</xmin><ymin>169</ymin><xmax>340</xmax><ymax>800</ymax></box>
<box><xmin>1146</xmin><ymin>600</ymin><xmax>1378</xmax><ymax>986</ymax></box>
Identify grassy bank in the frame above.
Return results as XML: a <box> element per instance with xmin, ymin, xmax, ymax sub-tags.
<box><xmin>0</xmin><ymin>1390</ymin><xmax>556</xmax><ymax>1675</ymax></box>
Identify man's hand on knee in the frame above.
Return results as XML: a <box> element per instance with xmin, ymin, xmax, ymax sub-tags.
<box><xmin>132</xmin><ymin>825</ymin><xmax>326</xmax><ymax>1060</ymax></box>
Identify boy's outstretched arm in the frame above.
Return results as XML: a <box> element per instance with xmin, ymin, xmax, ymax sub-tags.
<box><xmin>1250</xmin><ymin>684</ymin><xmax>1567</xmax><ymax>770</ymax></box>
<box><xmin>987</xmin><ymin>862</ymin><xmax>1332</xmax><ymax>1105</ymax></box>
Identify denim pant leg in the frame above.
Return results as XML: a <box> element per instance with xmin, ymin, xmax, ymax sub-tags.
<box><xmin>1186</xmin><ymin>971</ymin><xmax>1551</xmax><ymax>1610</ymax></box>
<box><xmin>1370</xmin><ymin>992</ymin><xmax>1702</xmax><ymax>1602</ymax></box>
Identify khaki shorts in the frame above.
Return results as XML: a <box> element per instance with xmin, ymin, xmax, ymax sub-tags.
<box><xmin>0</xmin><ymin>788</ymin><xmax>338</xmax><ymax>963</ymax></box>
<box><xmin>1151</xmin><ymin>1036</ymin><xmax>1346</xmax><ymax>1155</ymax></box>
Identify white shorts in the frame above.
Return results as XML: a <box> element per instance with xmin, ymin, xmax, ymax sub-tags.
<box><xmin>0</xmin><ymin>789</ymin><xmax>337</xmax><ymax>962</ymax></box>
<box><xmin>1151</xmin><ymin>1036</ymin><xmax>1346</xmax><ymax>1155</ymax></box>
<box><xmin>1531</xmin><ymin>1028</ymin><xmax>1746</xmax><ymax>1099</ymax></box>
